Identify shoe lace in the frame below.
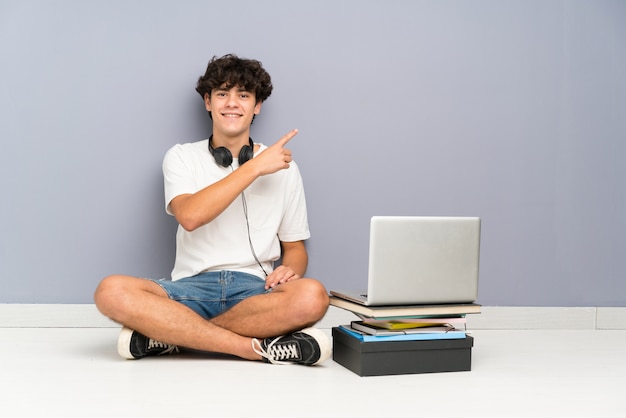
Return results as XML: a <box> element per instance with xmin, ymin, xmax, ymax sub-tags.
<box><xmin>252</xmin><ymin>337</ymin><xmax>299</xmax><ymax>365</ymax></box>
<box><xmin>148</xmin><ymin>338</ymin><xmax>179</xmax><ymax>355</ymax></box>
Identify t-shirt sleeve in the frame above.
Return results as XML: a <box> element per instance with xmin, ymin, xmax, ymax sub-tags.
<box><xmin>162</xmin><ymin>144</ymin><xmax>198</xmax><ymax>216</ymax></box>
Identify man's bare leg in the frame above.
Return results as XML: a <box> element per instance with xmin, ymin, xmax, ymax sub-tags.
<box><xmin>94</xmin><ymin>275</ymin><xmax>329</xmax><ymax>360</ymax></box>
<box><xmin>210</xmin><ymin>278</ymin><xmax>329</xmax><ymax>338</ymax></box>
<box><xmin>94</xmin><ymin>275</ymin><xmax>260</xmax><ymax>360</ymax></box>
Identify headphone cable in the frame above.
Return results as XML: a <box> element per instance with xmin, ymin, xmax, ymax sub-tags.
<box><xmin>241</xmin><ymin>190</ymin><xmax>269</xmax><ymax>277</ymax></box>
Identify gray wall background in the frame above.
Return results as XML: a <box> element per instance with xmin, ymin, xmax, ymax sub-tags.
<box><xmin>1</xmin><ymin>0</ymin><xmax>625</xmax><ymax>306</ymax></box>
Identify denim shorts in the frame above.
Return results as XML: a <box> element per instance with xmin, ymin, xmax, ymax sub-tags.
<box><xmin>149</xmin><ymin>270</ymin><xmax>269</xmax><ymax>320</ymax></box>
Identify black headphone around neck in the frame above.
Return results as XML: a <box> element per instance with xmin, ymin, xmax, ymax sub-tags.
<box><xmin>208</xmin><ymin>136</ymin><xmax>254</xmax><ymax>167</ymax></box>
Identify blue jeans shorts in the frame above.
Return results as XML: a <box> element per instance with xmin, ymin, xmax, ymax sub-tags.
<box><xmin>149</xmin><ymin>270</ymin><xmax>269</xmax><ymax>320</ymax></box>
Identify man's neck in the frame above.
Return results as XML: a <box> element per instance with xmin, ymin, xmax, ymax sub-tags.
<box><xmin>212</xmin><ymin>131</ymin><xmax>252</xmax><ymax>154</ymax></box>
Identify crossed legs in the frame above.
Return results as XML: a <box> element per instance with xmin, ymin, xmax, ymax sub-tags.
<box><xmin>94</xmin><ymin>274</ymin><xmax>330</xmax><ymax>361</ymax></box>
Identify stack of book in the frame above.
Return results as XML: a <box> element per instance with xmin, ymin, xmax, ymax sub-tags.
<box><xmin>330</xmin><ymin>296</ymin><xmax>481</xmax><ymax>342</ymax></box>
<box><xmin>329</xmin><ymin>296</ymin><xmax>481</xmax><ymax>376</ymax></box>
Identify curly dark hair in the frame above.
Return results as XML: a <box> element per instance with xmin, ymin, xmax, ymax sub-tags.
<box><xmin>196</xmin><ymin>54</ymin><xmax>273</xmax><ymax>103</ymax></box>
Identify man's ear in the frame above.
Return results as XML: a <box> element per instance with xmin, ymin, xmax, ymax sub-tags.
<box><xmin>204</xmin><ymin>93</ymin><xmax>211</xmax><ymax>112</ymax></box>
<box><xmin>254</xmin><ymin>101</ymin><xmax>262</xmax><ymax>115</ymax></box>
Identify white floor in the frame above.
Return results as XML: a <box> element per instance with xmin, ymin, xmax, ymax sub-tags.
<box><xmin>1</xmin><ymin>327</ymin><xmax>625</xmax><ymax>417</ymax></box>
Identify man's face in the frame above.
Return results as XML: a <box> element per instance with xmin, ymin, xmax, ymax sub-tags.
<box><xmin>205</xmin><ymin>85</ymin><xmax>262</xmax><ymax>138</ymax></box>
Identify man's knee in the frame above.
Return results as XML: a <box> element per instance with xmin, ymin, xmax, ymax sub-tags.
<box><xmin>93</xmin><ymin>275</ymin><xmax>138</xmax><ymax>320</ymax></box>
<box><xmin>291</xmin><ymin>278</ymin><xmax>329</xmax><ymax>323</ymax></box>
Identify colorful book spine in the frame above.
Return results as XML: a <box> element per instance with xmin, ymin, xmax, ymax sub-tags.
<box><xmin>338</xmin><ymin>325</ymin><xmax>467</xmax><ymax>342</ymax></box>
<box><xmin>360</xmin><ymin>317</ymin><xmax>466</xmax><ymax>329</ymax></box>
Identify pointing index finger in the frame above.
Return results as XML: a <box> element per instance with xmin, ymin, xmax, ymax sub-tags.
<box><xmin>276</xmin><ymin>128</ymin><xmax>298</xmax><ymax>147</ymax></box>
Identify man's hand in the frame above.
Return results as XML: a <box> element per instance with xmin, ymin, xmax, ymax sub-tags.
<box><xmin>265</xmin><ymin>265</ymin><xmax>300</xmax><ymax>290</ymax></box>
<box><xmin>253</xmin><ymin>129</ymin><xmax>298</xmax><ymax>176</ymax></box>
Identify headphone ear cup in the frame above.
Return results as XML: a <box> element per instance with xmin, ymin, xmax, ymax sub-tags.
<box><xmin>238</xmin><ymin>138</ymin><xmax>254</xmax><ymax>165</ymax></box>
<box><xmin>208</xmin><ymin>135</ymin><xmax>233</xmax><ymax>167</ymax></box>
<box><xmin>212</xmin><ymin>147</ymin><xmax>233</xmax><ymax>167</ymax></box>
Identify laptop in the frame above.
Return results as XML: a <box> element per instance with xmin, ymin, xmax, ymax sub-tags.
<box><xmin>330</xmin><ymin>216</ymin><xmax>481</xmax><ymax>306</ymax></box>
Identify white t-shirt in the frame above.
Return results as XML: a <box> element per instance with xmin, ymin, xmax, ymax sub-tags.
<box><xmin>162</xmin><ymin>139</ymin><xmax>310</xmax><ymax>281</ymax></box>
